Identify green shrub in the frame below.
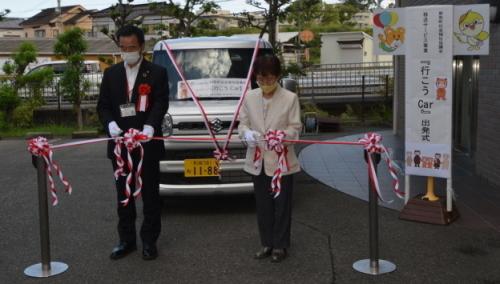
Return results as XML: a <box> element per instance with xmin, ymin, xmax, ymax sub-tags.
<box><xmin>0</xmin><ymin>111</ymin><xmax>7</xmax><ymax>130</ymax></box>
<box><xmin>0</xmin><ymin>84</ymin><xmax>20</xmax><ymax>120</ymax></box>
<box><xmin>12</xmin><ymin>102</ymin><xmax>35</xmax><ymax>128</ymax></box>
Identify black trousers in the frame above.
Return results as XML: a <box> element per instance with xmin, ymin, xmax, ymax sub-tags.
<box><xmin>111</xmin><ymin>152</ymin><xmax>162</xmax><ymax>245</ymax></box>
<box><xmin>252</xmin><ymin>169</ymin><xmax>294</xmax><ymax>249</ymax></box>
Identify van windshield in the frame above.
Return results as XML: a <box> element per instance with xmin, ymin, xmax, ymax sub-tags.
<box><xmin>153</xmin><ymin>48</ymin><xmax>270</xmax><ymax>100</ymax></box>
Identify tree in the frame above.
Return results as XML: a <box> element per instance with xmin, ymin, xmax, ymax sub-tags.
<box><xmin>3</xmin><ymin>41</ymin><xmax>39</xmax><ymax>92</ymax></box>
<box><xmin>101</xmin><ymin>0</ymin><xmax>143</xmax><ymax>45</ymax></box>
<box><xmin>238</xmin><ymin>0</ymin><xmax>292</xmax><ymax>49</ymax></box>
<box><xmin>343</xmin><ymin>0</ymin><xmax>383</xmax><ymax>10</ymax></box>
<box><xmin>149</xmin><ymin>0</ymin><xmax>219</xmax><ymax>38</ymax></box>
<box><xmin>54</xmin><ymin>28</ymin><xmax>88</xmax><ymax>130</ymax></box>
<box><xmin>0</xmin><ymin>9</ymin><xmax>10</xmax><ymax>21</ymax></box>
<box><xmin>284</xmin><ymin>0</ymin><xmax>323</xmax><ymax>29</ymax></box>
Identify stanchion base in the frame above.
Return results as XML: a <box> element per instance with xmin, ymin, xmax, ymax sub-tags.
<box><xmin>24</xmin><ymin>262</ymin><xmax>68</xmax><ymax>278</ymax></box>
<box><xmin>353</xmin><ymin>259</ymin><xmax>396</xmax><ymax>275</ymax></box>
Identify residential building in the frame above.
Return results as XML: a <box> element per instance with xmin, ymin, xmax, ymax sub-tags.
<box><xmin>320</xmin><ymin>32</ymin><xmax>392</xmax><ymax>64</ymax></box>
<box><xmin>0</xmin><ymin>18</ymin><xmax>24</xmax><ymax>38</ymax></box>
<box><xmin>91</xmin><ymin>3</ymin><xmax>177</xmax><ymax>39</ymax></box>
<box><xmin>198</xmin><ymin>10</ymin><xmax>240</xmax><ymax>30</ymax></box>
<box><xmin>347</xmin><ymin>11</ymin><xmax>373</xmax><ymax>29</ymax></box>
<box><xmin>0</xmin><ymin>37</ymin><xmax>136</xmax><ymax>74</ymax></box>
<box><xmin>20</xmin><ymin>5</ymin><xmax>93</xmax><ymax>38</ymax></box>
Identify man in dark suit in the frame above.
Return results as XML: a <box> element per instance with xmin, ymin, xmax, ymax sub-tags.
<box><xmin>97</xmin><ymin>25</ymin><xmax>169</xmax><ymax>261</ymax></box>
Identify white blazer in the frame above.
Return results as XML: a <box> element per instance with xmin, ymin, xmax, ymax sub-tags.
<box><xmin>238</xmin><ymin>85</ymin><xmax>302</xmax><ymax>176</ymax></box>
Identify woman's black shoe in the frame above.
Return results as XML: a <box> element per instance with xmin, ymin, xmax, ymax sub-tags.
<box><xmin>271</xmin><ymin>249</ymin><xmax>287</xmax><ymax>263</ymax></box>
<box><xmin>254</xmin><ymin>247</ymin><xmax>272</xmax><ymax>259</ymax></box>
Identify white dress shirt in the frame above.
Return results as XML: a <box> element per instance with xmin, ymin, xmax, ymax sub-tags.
<box><xmin>124</xmin><ymin>57</ymin><xmax>143</xmax><ymax>101</ymax></box>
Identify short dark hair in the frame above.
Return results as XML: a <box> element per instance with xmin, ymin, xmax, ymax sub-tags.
<box><xmin>253</xmin><ymin>54</ymin><xmax>281</xmax><ymax>77</ymax></box>
<box><xmin>116</xmin><ymin>25</ymin><xmax>145</xmax><ymax>45</ymax></box>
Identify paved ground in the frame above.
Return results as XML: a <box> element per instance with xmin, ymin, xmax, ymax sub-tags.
<box><xmin>1</xmin><ymin>128</ymin><xmax>500</xmax><ymax>283</ymax></box>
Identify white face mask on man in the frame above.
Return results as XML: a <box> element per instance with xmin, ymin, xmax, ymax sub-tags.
<box><xmin>121</xmin><ymin>51</ymin><xmax>141</xmax><ymax>66</ymax></box>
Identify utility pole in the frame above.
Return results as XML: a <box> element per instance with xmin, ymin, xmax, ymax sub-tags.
<box><xmin>55</xmin><ymin>0</ymin><xmax>62</xmax><ymax>37</ymax></box>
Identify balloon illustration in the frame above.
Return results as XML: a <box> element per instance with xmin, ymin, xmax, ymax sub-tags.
<box><xmin>373</xmin><ymin>11</ymin><xmax>399</xmax><ymax>28</ymax></box>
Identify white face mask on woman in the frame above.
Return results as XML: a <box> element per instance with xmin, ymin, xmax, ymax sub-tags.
<box><xmin>121</xmin><ymin>51</ymin><xmax>141</xmax><ymax>66</ymax></box>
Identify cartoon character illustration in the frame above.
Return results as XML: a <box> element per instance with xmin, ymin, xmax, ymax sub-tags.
<box><xmin>378</xmin><ymin>27</ymin><xmax>406</xmax><ymax>52</ymax></box>
<box><xmin>413</xmin><ymin>150</ymin><xmax>421</xmax><ymax>167</ymax></box>
<box><xmin>434</xmin><ymin>153</ymin><xmax>441</xmax><ymax>169</ymax></box>
<box><xmin>454</xmin><ymin>10</ymin><xmax>489</xmax><ymax>51</ymax></box>
<box><xmin>436</xmin><ymin>78</ymin><xmax>447</xmax><ymax>101</ymax></box>
<box><xmin>406</xmin><ymin>151</ymin><xmax>413</xmax><ymax>167</ymax></box>
<box><xmin>422</xmin><ymin>157</ymin><xmax>433</xmax><ymax>169</ymax></box>
<box><xmin>442</xmin><ymin>154</ymin><xmax>450</xmax><ymax>170</ymax></box>
<box><xmin>374</xmin><ymin>11</ymin><xmax>405</xmax><ymax>52</ymax></box>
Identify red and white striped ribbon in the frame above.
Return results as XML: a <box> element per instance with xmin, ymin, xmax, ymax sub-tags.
<box><xmin>113</xmin><ymin>129</ymin><xmax>146</xmax><ymax>206</ymax></box>
<box><xmin>265</xmin><ymin>130</ymin><xmax>288</xmax><ymax>198</ymax></box>
<box><xmin>221</xmin><ymin>39</ymin><xmax>261</xmax><ymax>156</ymax></box>
<box><xmin>27</xmin><ymin>137</ymin><xmax>72</xmax><ymax>206</ymax></box>
<box><xmin>161</xmin><ymin>41</ymin><xmax>225</xmax><ymax>159</ymax></box>
<box><xmin>358</xmin><ymin>132</ymin><xmax>403</xmax><ymax>201</ymax></box>
<box><xmin>253</xmin><ymin>146</ymin><xmax>262</xmax><ymax>169</ymax></box>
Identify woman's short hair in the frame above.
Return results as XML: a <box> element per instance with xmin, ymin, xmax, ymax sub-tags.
<box><xmin>253</xmin><ymin>54</ymin><xmax>281</xmax><ymax>77</ymax></box>
<box><xmin>116</xmin><ymin>25</ymin><xmax>145</xmax><ymax>45</ymax></box>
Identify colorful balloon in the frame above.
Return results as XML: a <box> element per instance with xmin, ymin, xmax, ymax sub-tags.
<box><xmin>373</xmin><ymin>11</ymin><xmax>399</xmax><ymax>28</ymax></box>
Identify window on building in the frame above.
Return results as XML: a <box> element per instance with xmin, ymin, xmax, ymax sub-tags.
<box><xmin>35</xmin><ymin>30</ymin><xmax>46</xmax><ymax>38</ymax></box>
<box><xmin>52</xmin><ymin>29</ymin><xmax>59</xmax><ymax>37</ymax></box>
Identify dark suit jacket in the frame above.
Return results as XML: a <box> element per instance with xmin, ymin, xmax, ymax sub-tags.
<box><xmin>97</xmin><ymin>59</ymin><xmax>169</xmax><ymax>160</ymax></box>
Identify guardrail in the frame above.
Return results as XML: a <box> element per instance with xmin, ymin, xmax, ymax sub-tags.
<box><xmin>292</xmin><ymin>61</ymin><xmax>393</xmax><ymax>103</ymax></box>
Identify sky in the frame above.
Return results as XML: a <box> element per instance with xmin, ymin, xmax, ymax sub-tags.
<box><xmin>3</xmin><ymin>0</ymin><xmax>394</xmax><ymax>19</ymax></box>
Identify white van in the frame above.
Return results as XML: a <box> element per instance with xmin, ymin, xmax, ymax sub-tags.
<box><xmin>152</xmin><ymin>37</ymin><xmax>276</xmax><ymax>195</ymax></box>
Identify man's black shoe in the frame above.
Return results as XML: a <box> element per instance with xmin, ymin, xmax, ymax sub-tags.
<box><xmin>270</xmin><ymin>249</ymin><xmax>287</xmax><ymax>263</ymax></box>
<box><xmin>254</xmin><ymin>247</ymin><xmax>272</xmax><ymax>259</ymax></box>
<box><xmin>109</xmin><ymin>242</ymin><xmax>137</xmax><ymax>260</ymax></box>
<box><xmin>142</xmin><ymin>243</ymin><xmax>158</xmax><ymax>260</ymax></box>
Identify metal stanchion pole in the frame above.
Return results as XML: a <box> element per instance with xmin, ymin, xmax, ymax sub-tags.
<box><xmin>24</xmin><ymin>156</ymin><xmax>68</xmax><ymax>278</ymax></box>
<box><xmin>353</xmin><ymin>151</ymin><xmax>396</xmax><ymax>275</ymax></box>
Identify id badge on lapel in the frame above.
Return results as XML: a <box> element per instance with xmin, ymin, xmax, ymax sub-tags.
<box><xmin>120</xmin><ymin>103</ymin><xmax>136</xmax><ymax>117</ymax></box>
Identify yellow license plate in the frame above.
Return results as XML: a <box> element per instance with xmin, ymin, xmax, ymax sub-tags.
<box><xmin>184</xmin><ymin>158</ymin><xmax>219</xmax><ymax>177</ymax></box>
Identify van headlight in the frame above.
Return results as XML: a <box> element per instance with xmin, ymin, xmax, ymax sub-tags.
<box><xmin>162</xmin><ymin>113</ymin><xmax>173</xmax><ymax>137</ymax></box>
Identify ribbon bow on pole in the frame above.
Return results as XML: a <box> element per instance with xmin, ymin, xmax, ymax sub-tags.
<box><xmin>27</xmin><ymin>137</ymin><xmax>72</xmax><ymax>206</ymax></box>
<box><xmin>358</xmin><ymin>132</ymin><xmax>404</xmax><ymax>201</ymax></box>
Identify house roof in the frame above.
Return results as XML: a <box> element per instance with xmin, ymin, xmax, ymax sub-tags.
<box><xmin>20</xmin><ymin>5</ymin><xmax>83</xmax><ymax>26</ymax></box>
<box><xmin>0</xmin><ymin>18</ymin><xmax>24</xmax><ymax>30</ymax></box>
<box><xmin>0</xmin><ymin>38</ymin><xmax>121</xmax><ymax>55</ymax></box>
<box><xmin>92</xmin><ymin>2</ymin><xmax>167</xmax><ymax>20</ymax></box>
<box><xmin>64</xmin><ymin>11</ymin><xmax>93</xmax><ymax>25</ymax></box>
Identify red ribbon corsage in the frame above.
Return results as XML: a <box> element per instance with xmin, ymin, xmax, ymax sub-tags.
<box><xmin>138</xmin><ymin>83</ymin><xmax>151</xmax><ymax>96</ymax></box>
<box><xmin>137</xmin><ymin>83</ymin><xmax>151</xmax><ymax>112</ymax></box>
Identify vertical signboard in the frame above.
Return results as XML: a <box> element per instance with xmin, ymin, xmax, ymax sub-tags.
<box><xmin>373</xmin><ymin>8</ymin><xmax>407</xmax><ymax>55</ymax></box>
<box><xmin>404</xmin><ymin>6</ymin><xmax>453</xmax><ymax>178</ymax></box>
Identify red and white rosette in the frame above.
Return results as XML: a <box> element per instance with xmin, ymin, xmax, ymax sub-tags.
<box><xmin>27</xmin><ymin>137</ymin><xmax>72</xmax><ymax>206</ymax></box>
<box><xmin>137</xmin><ymin>83</ymin><xmax>151</xmax><ymax>112</ymax></box>
<box><xmin>265</xmin><ymin>130</ymin><xmax>289</xmax><ymax>198</ymax></box>
<box><xmin>113</xmin><ymin>129</ymin><xmax>146</xmax><ymax>206</ymax></box>
<box><xmin>358</xmin><ymin>132</ymin><xmax>404</xmax><ymax>201</ymax></box>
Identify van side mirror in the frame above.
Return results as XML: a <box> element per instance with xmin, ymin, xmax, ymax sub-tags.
<box><xmin>281</xmin><ymin>78</ymin><xmax>298</xmax><ymax>94</ymax></box>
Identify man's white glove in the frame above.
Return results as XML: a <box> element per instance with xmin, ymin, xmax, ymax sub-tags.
<box><xmin>108</xmin><ymin>121</ymin><xmax>122</xmax><ymax>138</ymax></box>
<box><xmin>141</xmin><ymin>124</ymin><xmax>154</xmax><ymax>143</ymax></box>
<box><xmin>243</xmin><ymin>130</ymin><xmax>259</xmax><ymax>147</ymax></box>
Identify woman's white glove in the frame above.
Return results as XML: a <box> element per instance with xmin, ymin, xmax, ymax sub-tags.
<box><xmin>141</xmin><ymin>125</ymin><xmax>154</xmax><ymax>143</ymax></box>
<box><xmin>108</xmin><ymin>121</ymin><xmax>122</xmax><ymax>138</ymax></box>
<box><xmin>244</xmin><ymin>130</ymin><xmax>260</xmax><ymax>147</ymax></box>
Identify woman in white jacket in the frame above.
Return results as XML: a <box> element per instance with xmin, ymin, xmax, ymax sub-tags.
<box><xmin>238</xmin><ymin>54</ymin><xmax>302</xmax><ymax>263</ymax></box>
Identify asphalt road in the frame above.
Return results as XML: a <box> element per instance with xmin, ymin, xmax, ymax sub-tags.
<box><xmin>1</xmin><ymin>133</ymin><xmax>500</xmax><ymax>284</ymax></box>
